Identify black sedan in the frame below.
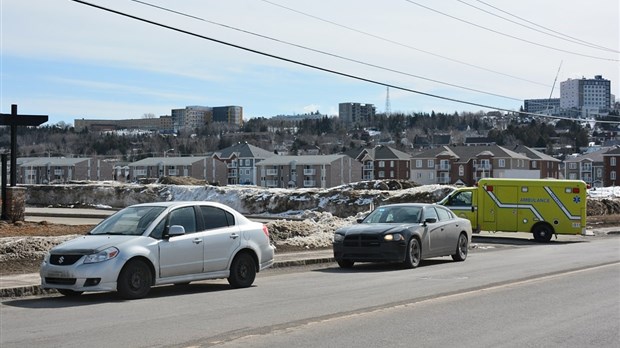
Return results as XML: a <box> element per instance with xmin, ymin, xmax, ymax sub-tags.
<box><xmin>333</xmin><ymin>203</ymin><xmax>472</xmax><ymax>268</ymax></box>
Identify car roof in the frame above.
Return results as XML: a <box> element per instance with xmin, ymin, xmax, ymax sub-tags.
<box><xmin>128</xmin><ymin>201</ymin><xmax>231</xmax><ymax>209</ymax></box>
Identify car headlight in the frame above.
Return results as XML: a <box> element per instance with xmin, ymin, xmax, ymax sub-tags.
<box><xmin>84</xmin><ymin>247</ymin><xmax>120</xmax><ymax>264</ymax></box>
<box><xmin>333</xmin><ymin>233</ymin><xmax>345</xmax><ymax>242</ymax></box>
<box><xmin>384</xmin><ymin>233</ymin><xmax>404</xmax><ymax>241</ymax></box>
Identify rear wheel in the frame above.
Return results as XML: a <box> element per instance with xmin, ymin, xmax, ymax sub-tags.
<box><xmin>451</xmin><ymin>233</ymin><xmax>468</xmax><ymax>261</ymax></box>
<box><xmin>228</xmin><ymin>253</ymin><xmax>256</xmax><ymax>288</ymax></box>
<box><xmin>533</xmin><ymin>224</ymin><xmax>554</xmax><ymax>243</ymax></box>
<box><xmin>337</xmin><ymin>260</ymin><xmax>354</xmax><ymax>268</ymax></box>
<box><xmin>403</xmin><ymin>237</ymin><xmax>421</xmax><ymax>269</ymax></box>
<box><xmin>117</xmin><ymin>260</ymin><xmax>152</xmax><ymax>299</ymax></box>
<box><xmin>57</xmin><ymin>289</ymin><xmax>83</xmax><ymax>297</ymax></box>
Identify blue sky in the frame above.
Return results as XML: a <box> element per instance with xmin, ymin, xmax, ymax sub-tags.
<box><xmin>1</xmin><ymin>0</ymin><xmax>619</xmax><ymax>125</ymax></box>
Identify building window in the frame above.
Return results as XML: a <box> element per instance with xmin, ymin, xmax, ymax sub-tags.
<box><xmin>378</xmin><ymin>171</ymin><xmax>385</xmax><ymax>178</ymax></box>
<box><xmin>569</xmin><ymin>163</ymin><xmax>577</xmax><ymax>170</ymax></box>
<box><xmin>612</xmin><ymin>171</ymin><xmax>617</xmax><ymax>180</ymax></box>
<box><xmin>459</xmin><ymin>165</ymin><xmax>464</xmax><ymax>176</ymax></box>
<box><xmin>532</xmin><ymin>161</ymin><xmax>537</xmax><ymax>169</ymax></box>
<box><xmin>429</xmin><ymin>172</ymin><xmax>434</xmax><ymax>179</ymax></box>
<box><xmin>612</xmin><ymin>157</ymin><xmax>617</xmax><ymax>166</ymax></box>
<box><xmin>378</xmin><ymin>161</ymin><xmax>385</xmax><ymax>168</ymax></box>
<box><xmin>498</xmin><ymin>159</ymin><xmax>505</xmax><ymax>168</ymax></box>
<box><xmin>416</xmin><ymin>160</ymin><xmax>422</xmax><ymax>168</ymax></box>
<box><xmin>390</xmin><ymin>161</ymin><xmax>394</xmax><ymax>167</ymax></box>
<box><xmin>390</xmin><ymin>171</ymin><xmax>394</xmax><ymax>178</ymax></box>
<box><xmin>427</xmin><ymin>159</ymin><xmax>434</xmax><ymax>168</ymax></box>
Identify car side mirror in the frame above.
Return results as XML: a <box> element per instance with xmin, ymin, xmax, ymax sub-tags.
<box><xmin>356</xmin><ymin>218</ymin><xmax>365</xmax><ymax>223</ymax></box>
<box><xmin>167</xmin><ymin>225</ymin><xmax>186</xmax><ymax>237</ymax></box>
<box><xmin>424</xmin><ymin>218</ymin><xmax>437</xmax><ymax>225</ymax></box>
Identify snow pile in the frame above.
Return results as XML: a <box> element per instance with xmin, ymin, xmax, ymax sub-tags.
<box><xmin>268</xmin><ymin>211</ymin><xmax>363</xmax><ymax>249</ymax></box>
<box><xmin>588</xmin><ymin>187</ymin><xmax>620</xmax><ymax>199</ymax></box>
<box><xmin>0</xmin><ymin>235</ymin><xmax>79</xmax><ymax>262</ymax></box>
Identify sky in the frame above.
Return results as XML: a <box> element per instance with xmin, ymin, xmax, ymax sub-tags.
<box><xmin>1</xmin><ymin>0</ymin><xmax>619</xmax><ymax>126</ymax></box>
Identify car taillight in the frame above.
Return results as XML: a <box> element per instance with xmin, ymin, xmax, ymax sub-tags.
<box><xmin>262</xmin><ymin>225</ymin><xmax>270</xmax><ymax>238</ymax></box>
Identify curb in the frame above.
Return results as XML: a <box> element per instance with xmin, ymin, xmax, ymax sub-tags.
<box><xmin>0</xmin><ymin>257</ymin><xmax>336</xmax><ymax>299</ymax></box>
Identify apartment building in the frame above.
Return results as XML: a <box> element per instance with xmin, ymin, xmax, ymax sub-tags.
<box><xmin>256</xmin><ymin>154</ymin><xmax>361</xmax><ymax>189</ymax></box>
<box><xmin>349</xmin><ymin>145</ymin><xmax>411</xmax><ymax>181</ymax></box>
<box><xmin>563</xmin><ymin>148</ymin><xmax>609</xmax><ymax>187</ymax></box>
<box><xmin>411</xmin><ymin>145</ymin><xmax>536</xmax><ymax>186</ymax></box>
<box><xmin>18</xmin><ymin>157</ymin><xmax>115</xmax><ymax>184</ymax></box>
<box><xmin>212</xmin><ymin>142</ymin><xmax>275</xmax><ymax>185</ymax></box>
<box><xmin>339</xmin><ymin>102</ymin><xmax>376</xmax><ymax>126</ymax></box>
<box><xmin>602</xmin><ymin>147</ymin><xmax>620</xmax><ymax>186</ymax></box>
<box><xmin>128</xmin><ymin>156</ymin><xmax>215</xmax><ymax>182</ymax></box>
<box><xmin>560</xmin><ymin>75</ymin><xmax>612</xmax><ymax>115</ymax></box>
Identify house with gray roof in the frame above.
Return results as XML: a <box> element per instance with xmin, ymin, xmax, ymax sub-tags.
<box><xmin>353</xmin><ymin>145</ymin><xmax>412</xmax><ymax>181</ymax></box>
<box><xmin>128</xmin><ymin>156</ymin><xmax>220</xmax><ymax>182</ymax></box>
<box><xmin>256</xmin><ymin>154</ymin><xmax>361</xmax><ymax>188</ymax></box>
<box><xmin>602</xmin><ymin>146</ymin><xmax>620</xmax><ymax>186</ymax></box>
<box><xmin>18</xmin><ymin>157</ymin><xmax>115</xmax><ymax>184</ymax></box>
<box><xmin>563</xmin><ymin>147</ymin><xmax>610</xmax><ymax>187</ymax></box>
<box><xmin>411</xmin><ymin>145</ymin><xmax>536</xmax><ymax>186</ymax></box>
<box><xmin>212</xmin><ymin>142</ymin><xmax>275</xmax><ymax>185</ymax></box>
<box><xmin>510</xmin><ymin>145</ymin><xmax>561</xmax><ymax>179</ymax></box>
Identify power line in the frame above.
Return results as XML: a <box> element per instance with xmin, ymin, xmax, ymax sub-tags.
<box><xmin>129</xmin><ymin>0</ymin><xmax>523</xmax><ymax>102</ymax></box>
<box><xmin>403</xmin><ymin>0</ymin><xmax>619</xmax><ymax>62</ymax></box>
<box><xmin>69</xmin><ymin>0</ymin><xmax>620</xmax><ymax>124</ymax></box>
<box><xmin>458</xmin><ymin>0</ymin><xmax>619</xmax><ymax>53</ymax></box>
<box><xmin>257</xmin><ymin>0</ymin><xmax>550</xmax><ymax>87</ymax></box>
<box><xmin>473</xmin><ymin>0</ymin><xmax>619</xmax><ymax>53</ymax></box>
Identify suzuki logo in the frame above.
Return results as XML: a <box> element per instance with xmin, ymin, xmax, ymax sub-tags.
<box><xmin>58</xmin><ymin>256</ymin><xmax>64</xmax><ymax>264</ymax></box>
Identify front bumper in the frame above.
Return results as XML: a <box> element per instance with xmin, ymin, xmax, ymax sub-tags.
<box><xmin>40</xmin><ymin>257</ymin><xmax>124</xmax><ymax>292</ymax></box>
<box><xmin>333</xmin><ymin>240</ymin><xmax>407</xmax><ymax>263</ymax></box>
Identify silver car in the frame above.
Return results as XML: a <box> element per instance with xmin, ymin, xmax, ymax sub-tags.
<box><xmin>40</xmin><ymin>201</ymin><xmax>275</xmax><ymax>299</ymax></box>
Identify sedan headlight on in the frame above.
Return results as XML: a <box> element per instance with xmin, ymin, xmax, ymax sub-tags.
<box><xmin>84</xmin><ymin>247</ymin><xmax>120</xmax><ymax>264</ymax></box>
<box><xmin>384</xmin><ymin>233</ymin><xmax>404</xmax><ymax>242</ymax></box>
<box><xmin>333</xmin><ymin>233</ymin><xmax>345</xmax><ymax>243</ymax></box>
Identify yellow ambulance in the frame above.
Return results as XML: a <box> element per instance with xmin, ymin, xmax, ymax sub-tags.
<box><xmin>439</xmin><ymin>178</ymin><xmax>587</xmax><ymax>242</ymax></box>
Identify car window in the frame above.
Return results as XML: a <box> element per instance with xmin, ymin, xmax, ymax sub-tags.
<box><xmin>436</xmin><ymin>206</ymin><xmax>452</xmax><ymax>221</ymax></box>
<box><xmin>169</xmin><ymin>207</ymin><xmax>197</xmax><ymax>233</ymax></box>
<box><xmin>423</xmin><ymin>207</ymin><xmax>438</xmax><ymax>222</ymax></box>
<box><xmin>200</xmin><ymin>206</ymin><xmax>233</xmax><ymax>230</ymax></box>
<box><xmin>89</xmin><ymin>206</ymin><xmax>165</xmax><ymax>236</ymax></box>
<box><xmin>449</xmin><ymin>191</ymin><xmax>472</xmax><ymax>206</ymax></box>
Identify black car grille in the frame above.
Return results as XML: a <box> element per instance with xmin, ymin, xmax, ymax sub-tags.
<box><xmin>45</xmin><ymin>277</ymin><xmax>77</xmax><ymax>285</ymax></box>
<box><xmin>343</xmin><ymin>234</ymin><xmax>381</xmax><ymax>247</ymax></box>
<box><xmin>50</xmin><ymin>254</ymin><xmax>83</xmax><ymax>266</ymax></box>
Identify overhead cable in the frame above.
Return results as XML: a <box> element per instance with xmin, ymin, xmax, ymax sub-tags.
<box><xmin>403</xmin><ymin>0</ymin><xmax>619</xmax><ymax>62</ymax></box>
<box><xmin>257</xmin><ymin>0</ymin><xmax>550</xmax><ymax>87</ymax></box>
<box><xmin>70</xmin><ymin>0</ymin><xmax>619</xmax><ymax>124</ymax></box>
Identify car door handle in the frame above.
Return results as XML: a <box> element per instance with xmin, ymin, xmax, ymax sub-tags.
<box><xmin>192</xmin><ymin>238</ymin><xmax>203</xmax><ymax>244</ymax></box>
<box><xmin>230</xmin><ymin>233</ymin><xmax>239</xmax><ymax>239</ymax></box>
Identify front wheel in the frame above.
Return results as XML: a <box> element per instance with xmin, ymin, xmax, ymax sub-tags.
<box><xmin>117</xmin><ymin>260</ymin><xmax>152</xmax><ymax>299</ymax></box>
<box><xmin>403</xmin><ymin>237</ymin><xmax>421</xmax><ymax>269</ymax></box>
<box><xmin>451</xmin><ymin>233</ymin><xmax>468</xmax><ymax>261</ymax></box>
<box><xmin>532</xmin><ymin>224</ymin><xmax>554</xmax><ymax>243</ymax></box>
<box><xmin>228</xmin><ymin>253</ymin><xmax>256</xmax><ymax>288</ymax></box>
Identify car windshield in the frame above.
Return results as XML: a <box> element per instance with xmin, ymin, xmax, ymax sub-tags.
<box><xmin>88</xmin><ymin>206</ymin><xmax>166</xmax><ymax>236</ymax></box>
<box><xmin>362</xmin><ymin>206</ymin><xmax>422</xmax><ymax>224</ymax></box>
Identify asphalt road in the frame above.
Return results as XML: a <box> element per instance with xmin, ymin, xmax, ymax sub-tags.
<box><xmin>1</xmin><ymin>238</ymin><xmax>619</xmax><ymax>348</ymax></box>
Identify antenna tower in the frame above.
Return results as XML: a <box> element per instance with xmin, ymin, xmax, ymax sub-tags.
<box><xmin>385</xmin><ymin>86</ymin><xmax>391</xmax><ymax>116</ymax></box>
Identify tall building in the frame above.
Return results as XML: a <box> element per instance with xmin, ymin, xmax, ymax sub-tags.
<box><xmin>560</xmin><ymin>75</ymin><xmax>612</xmax><ymax>116</ymax></box>
<box><xmin>523</xmin><ymin>98</ymin><xmax>561</xmax><ymax>115</ymax></box>
<box><xmin>339</xmin><ymin>103</ymin><xmax>376</xmax><ymax>126</ymax></box>
<box><xmin>213</xmin><ymin>106</ymin><xmax>243</xmax><ymax>126</ymax></box>
<box><xmin>172</xmin><ymin>106</ymin><xmax>212</xmax><ymax>131</ymax></box>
